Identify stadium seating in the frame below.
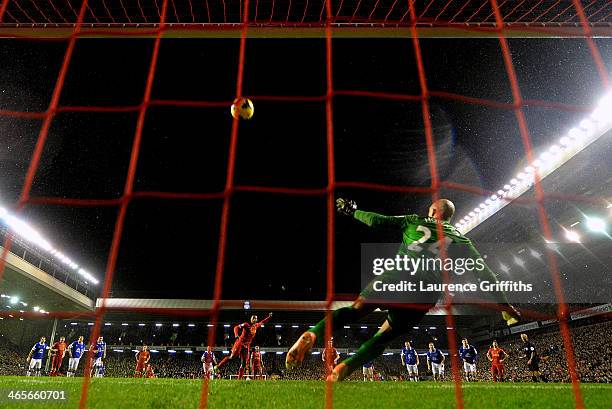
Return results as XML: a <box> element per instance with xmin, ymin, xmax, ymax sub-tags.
<box><xmin>2</xmin><ymin>318</ymin><xmax>611</xmax><ymax>381</ymax></box>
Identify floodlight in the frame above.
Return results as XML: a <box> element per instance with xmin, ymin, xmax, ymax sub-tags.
<box><xmin>586</xmin><ymin>217</ymin><xmax>606</xmax><ymax>233</ymax></box>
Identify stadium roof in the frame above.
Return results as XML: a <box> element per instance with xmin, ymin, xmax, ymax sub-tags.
<box><xmin>93</xmin><ymin>297</ymin><xmax>503</xmax><ymax>329</ymax></box>
<box><xmin>0</xmin><ymin>245</ymin><xmax>94</xmax><ymax>314</ymax></box>
<box><xmin>1</xmin><ymin>0</ymin><xmax>611</xmax><ymax>25</ymax></box>
<box><xmin>458</xmin><ymin>92</ymin><xmax>612</xmax><ymax>234</ymax></box>
<box><xmin>466</xmin><ymin>126</ymin><xmax>611</xmax><ymax>244</ymax></box>
<box><xmin>0</xmin><ymin>209</ymin><xmax>100</xmax><ymax>285</ymax></box>
<box><xmin>0</xmin><ymin>0</ymin><xmax>611</xmax><ymax>38</ymax></box>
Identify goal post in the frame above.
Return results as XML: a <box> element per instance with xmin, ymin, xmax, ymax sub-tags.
<box><xmin>0</xmin><ymin>1</ymin><xmax>609</xmax><ymax>409</ymax></box>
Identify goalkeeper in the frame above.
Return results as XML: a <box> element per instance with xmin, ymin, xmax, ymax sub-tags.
<box><xmin>286</xmin><ymin>198</ymin><xmax>521</xmax><ymax>381</ymax></box>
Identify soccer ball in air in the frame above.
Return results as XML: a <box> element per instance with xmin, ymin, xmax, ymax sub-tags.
<box><xmin>231</xmin><ymin>97</ymin><xmax>254</xmax><ymax>120</ymax></box>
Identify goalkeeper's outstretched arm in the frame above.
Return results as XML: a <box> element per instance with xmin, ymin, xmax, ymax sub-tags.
<box><xmin>336</xmin><ymin>198</ymin><xmax>405</xmax><ymax>228</ymax></box>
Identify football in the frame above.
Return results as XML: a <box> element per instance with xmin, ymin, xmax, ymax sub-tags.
<box><xmin>231</xmin><ymin>97</ymin><xmax>254</xmax><ymax>120</ymax></box>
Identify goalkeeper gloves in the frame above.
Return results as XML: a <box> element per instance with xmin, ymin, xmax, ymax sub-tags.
<box><xmin>502</xmin><ymin>304</ymin><xmax>521</xmax><ymax>326</ymax></box>
<box><xmin>336</xmin><ymin>198</ymin><xmax>357</xmax><ymax>216</ymax></box>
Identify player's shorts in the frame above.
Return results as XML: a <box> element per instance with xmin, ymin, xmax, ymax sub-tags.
<box><xmin>527</xmin><ymin>358</ymin><xmax>540</xmax><ymax>372</ymax></box>
<box><xmin>362</xmin><ymin>366</ymin><xmax>374</xmax><ymax>375</ymax></box>
<box><xmin>29</xmin><ymin>359</ymin><xmax>42</xmax><ymax>370</ymax></box>
<box><xmin>431</xmin><ymin>363</ymin><xmax>444</xmax><ymax>375</ymax></box>
<box><xmin>68</xmin><ymin>357</ymin><xmax>81</xmax><ymax>371</ymax></box>
<box><xmin>203</xmin><ymin>362</ymin><xmax>213</xmax><ymax>373</ymax></box>
<box><xmin>491</xmin><ymin>363</ymin><xmax>504</xmax><ymax>375</ymax></box>
<box><xmin>93</xmin><ymin>357</ymin><xmax>104</xmax><ymax>367</ymax></box>
<box><xmin>463</xmin><ymin>362</ymin><xmax>477</xmax><ymax>373</ymax></box>
<box><xmin>51</xmin><ymin>355</ymin><xmax>63</xmax><ymax>368</ymax></box>
<box><xmin>231</xmin><ymin>340</ymin><xmax>250</xmax><ymax>362</ymax></box>
<box><xmin>406</xmin><ymin>364</ymin><xmax>418</xmax><ymax>375</ymax></box>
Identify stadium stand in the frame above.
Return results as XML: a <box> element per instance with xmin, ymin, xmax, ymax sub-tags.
<box><xmin>0</xmin><ymin>2</ymin><xmax>611</xmax><ymax>408</ymax></box>
<box><xmin>2</xmin><ymin>317</ymin><xmax>611</xmax><ymax>382</ymax></box>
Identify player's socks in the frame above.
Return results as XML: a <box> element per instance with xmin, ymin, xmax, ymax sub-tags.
<box><xmin>26</xmin><ymin>371</ymin><xmax>31</xmax><ymax>376</ymax></box>
<box><xmin>238</xmin><ymin>367</ymin><xmax>245</xmax><ymax>379</ymax></box>
<box><xmin>36</xmin><ymin>370</ymin><xmax>41</xmax><ymax>376</ymax></box>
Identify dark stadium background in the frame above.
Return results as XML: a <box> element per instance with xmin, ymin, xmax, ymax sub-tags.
<box><xmin>0</xmin><ymin>38</ymin><xmax>610</xmax><ymax>300</ymax></box>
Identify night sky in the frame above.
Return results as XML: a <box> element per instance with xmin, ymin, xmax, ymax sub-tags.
<box><xmin>0</xmin><ymin>37</ymin><xmax>610</xmax><ymax>300</ymax></box>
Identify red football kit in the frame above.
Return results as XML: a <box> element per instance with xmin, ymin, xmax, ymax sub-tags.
<box><xmin>231</xmin><ymin>315</ymin><xmax>271</xmax><ymax>361</ymax></box>
<box><xmin>135</xmin><ymin>350</ymin><xmax>151</xmax><ymax>377</ymax></box>
<box><xmin>488</xmin><ymin>347</ymin><xmax>506</xmax><ymax>381</ymax></box>
<box><xmin>49</xmin><ymin>341</ymin><xmax>67</xmax><ymax>376</ymax></box>
<box><xmin>145</xmin><ymin>365</ymin><xmax>155</xmax><ymax>378</ymax></box>
<box><xmin>322</xmin><ymin>347</ymin><xmax>339</xmax><ymax>373</ymax></box>
<box><xmin>251</xmin><ymin>351</ymin><xmax>263</xmax><ymax>369</ymax></box>
<box><xmin>216</xmin><ymin>314</ymin><xmax>272</xmax><ymax>379</ymax></box>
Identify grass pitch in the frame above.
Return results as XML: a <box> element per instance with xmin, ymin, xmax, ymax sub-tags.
<box><xmin>0</xmin><ymin>376</ymin><xmax>611</xmax><ymax>408</ymax></box>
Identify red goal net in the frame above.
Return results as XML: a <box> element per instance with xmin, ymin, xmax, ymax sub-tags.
<box><xmin>0</xmin><ymin>1</ymin><xmax>610</xmax><ymax>409</ymax></box>
<box><xmin>1</xmin><ymin>0</ymin><xmax>612</xmax><ymax>27</ymax></box>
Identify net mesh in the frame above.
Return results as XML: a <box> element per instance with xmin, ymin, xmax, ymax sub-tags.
<box><xmin>0</xmin><ymin>1</ymin><xmax>610</xmax><ymax>408</ymax></box>
<box><xmin>1</xmin><ymin>0</ymin><xmax>611</xmax><ymax>25</ymax></box>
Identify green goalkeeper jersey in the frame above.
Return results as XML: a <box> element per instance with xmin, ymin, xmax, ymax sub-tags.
<box><xmin>354</xmin><ymin>209</ymin><xmax>471</xmax><ymax>249</ymax></box>
<box><xmin>353</xmin><ymin>209</ymin><xmax>506</xmax><ymax>299</ymax></box>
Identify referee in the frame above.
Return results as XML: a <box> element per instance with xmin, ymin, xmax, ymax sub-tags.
<box><xmin>521</xmin><ymin>333</ymin><xmax>547</xmax><ymax>382</ymax></box>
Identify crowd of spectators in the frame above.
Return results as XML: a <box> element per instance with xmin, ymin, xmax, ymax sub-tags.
<box><xmin>0</xmin><ymin>335</ymin><xmax>23</xmax><ymax>376</ymax></box>
<box><xmin>1</xmin><ymin>319</ymin><xmax>611</xmax><ymax>382</ymax></box>
<box><xmin>104</xmin><ymin>353</ymin><xmax>202</xmax><ymax>378</ymax></box>
<box><xmin>40</xmin><ymin>320</ymin><xmax>447</xmax><ymax>351</ymax></box>
<box><xmin>479</xmin><ymin>320</ymin><xmax>612</xmax><ymax>383</ymax></box>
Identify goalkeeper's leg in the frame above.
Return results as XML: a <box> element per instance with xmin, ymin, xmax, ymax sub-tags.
<box><xmin>308</xmin><ymin>297</ymin><xmax>376</xmax><ymax>340</ymax></box>
<box><xmin>286</xmin><ymin>297</ymin><xmax>375</xmax><ymax>370</ymax></box>
<box><xmin>328</xmin><ymin>304</ymin><xmax>433</xmax><ymax>382</ymax></box>
<box><xmin>329</xmin><ymin>322</ymin><xmax>396</xmax><ymax>382</ymax></box>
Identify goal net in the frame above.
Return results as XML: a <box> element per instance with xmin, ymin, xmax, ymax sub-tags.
<box><xmin>0</xmin><ymin>1</ymin><xmax>610</xmax><ymax>409</ymax></box>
